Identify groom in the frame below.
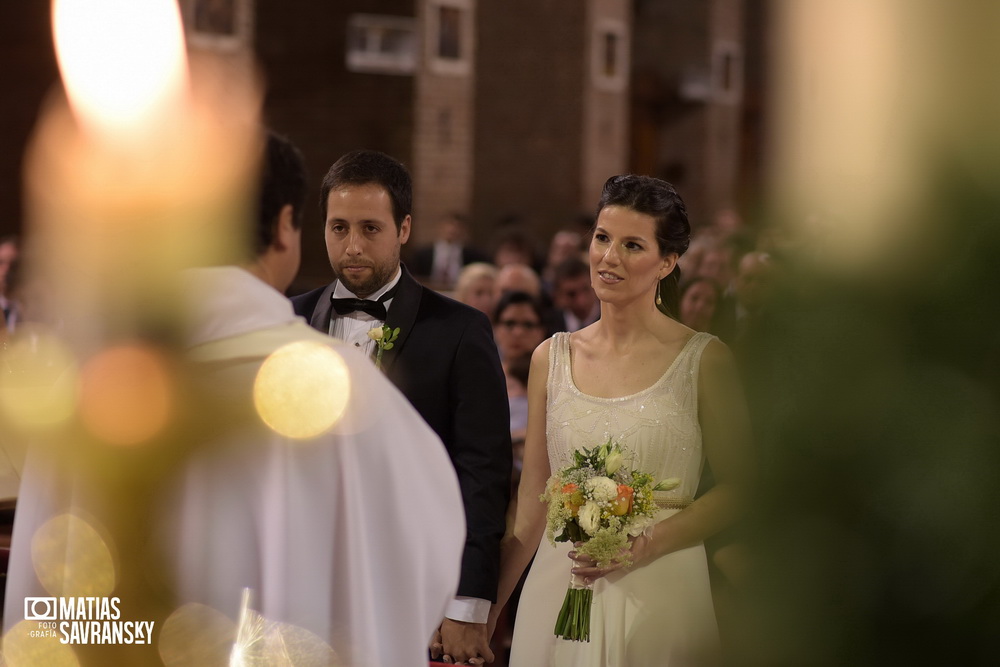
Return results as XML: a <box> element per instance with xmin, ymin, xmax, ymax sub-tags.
<box><xmin>292</xmin><ymin>150</ymin><xmax>511</xmax><ymax>664</ymax></box>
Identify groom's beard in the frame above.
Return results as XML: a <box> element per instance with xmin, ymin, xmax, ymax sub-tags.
<box><xmin>333</xmin><ymin>252</ymin><xmax>400</xmax><ymax>299</ymax></box>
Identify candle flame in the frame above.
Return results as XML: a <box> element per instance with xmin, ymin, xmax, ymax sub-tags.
<box><xmin>52</xmin><ymin>0</ymin><xmax>188</xmax><ymax>137</ymax></box>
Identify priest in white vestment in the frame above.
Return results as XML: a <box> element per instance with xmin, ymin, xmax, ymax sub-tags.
<box><xmin>3</xmin><ymin>133</ymin><xmax>465</xmax><ymax>667</ymax></box>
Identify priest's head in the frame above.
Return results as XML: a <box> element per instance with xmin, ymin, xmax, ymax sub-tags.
<box><xmin>247</xmin><ymin>131</ymin><xmax>308</xmax><ymax>292</ymax></box>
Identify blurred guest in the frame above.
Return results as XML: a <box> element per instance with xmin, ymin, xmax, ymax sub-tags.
<box><xmin>491</xmin><ymin>228</ymin><xmax>538</xmax><ymax>270</ymax></box>
<box><xmin>677</xmin><ymin>233</ymin><xmax>709</xmax><ymax>285</ymax></box>
<box><xmin>679</xmin><ymin>277</ymin><xmax>722</xmax><ymax>333</ymax></box>
<box><xmin>0</xmin><ymin>235</ymin><xmax>19</xmax><ymax>330</ymax></box>
<box><xmin>493</xmin><ymin>291</ymin><xmax>546</xmax><ymax>364</ymax></box>
<box><xmin>551</xmin><ymin>257</ymin><xmax>599</xmax><ymax>332</ymax></box>
<box><xmin>713</xmin><ymin>250</ymin><xmax>776</xmax><ymax>346</ymax></box>
<box><xmin>732</xmin><ymin>251</ymin><xmax>776</xmax><ymax>337</ymax></box>
<box><xmin>710</xmin><ymin>207</ymin><xmax>745</xmax><ymax>242</ymax></box>
<box><xmin>493</xmin><ymin>292</ymin><xmax>544</xmax><ymax>507</ymax></box>
<box><xmin>504</xmin><ymin>352</ymin><xmax>532</xmax><ymax>450</ymax></box>
<box><xmin>454</xmin><ymin>261</ymin><xmax>498</xmax><ymax>317</ymax></box>
<box><xmin>495</xmin><ymin>264</ymin><xmax>563</xmax><ymax>336</ymax></box>
<box><xmin>0</xmin><ymin>254</ymin><xmax>62</xmax><ymax>335</ymax></box>
<box><xmin>696</xmin><ymin>241</ymin><xmax>737</xmax><ymax>291</ymax></box>
<box><xmin>409</xmin><ymin>212</ymin><xmax>488</xmax><ymax>289</ymax></box>
<box><xmin>494</xmin><ymin>263</ymin><xmax>542</xmax><ymax>300</ymax></box>
<box><xmin>541</xmin><ymin>230</ymin><xmax>583</xmax><ymax>290</ymax></box>
<box><xmin>734</xmin><ymin>252</ymin><xmax>773</xmax><ymax>310</ymax></box>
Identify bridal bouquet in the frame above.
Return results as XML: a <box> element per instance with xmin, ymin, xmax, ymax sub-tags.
<box><xmin>541</xmin><ymin>438</ymin><xmax>679</xmax><ymax>642</ymax></box>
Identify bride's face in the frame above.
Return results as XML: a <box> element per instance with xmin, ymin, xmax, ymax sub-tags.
<box><xmin>589</xmin><ymin>205</ymin><xmax>675</xmax><ymax>307</ymax></box>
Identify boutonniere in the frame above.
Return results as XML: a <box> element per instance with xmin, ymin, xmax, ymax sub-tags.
<box><xmin>367</xmin><ymin>325</ymin><xmax>400</xmax><ymax>370</ymax></box>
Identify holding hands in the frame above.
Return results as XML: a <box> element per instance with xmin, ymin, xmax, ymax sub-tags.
<box><xmin>430</xmin><ymin>619</ymin><xmax>493</xmax><ymax>665</ymax></box>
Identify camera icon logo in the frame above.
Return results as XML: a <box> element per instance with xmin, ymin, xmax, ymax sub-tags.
<box><xmin>24</xmin><ymin>597</ymin><xmax>57</xmax><ymax>621</ymax></box>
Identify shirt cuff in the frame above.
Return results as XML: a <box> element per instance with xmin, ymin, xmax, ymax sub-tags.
<box><xmin>444</xmin><ymin>596</ymin><xmax>491</xmax><ymax>624</ymax></box>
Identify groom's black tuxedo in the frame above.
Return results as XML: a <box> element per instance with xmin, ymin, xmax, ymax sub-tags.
<box><xmin>291</xmin><ymin>266</ymin><xmax>511</xmax><ymax>603</ymax></box>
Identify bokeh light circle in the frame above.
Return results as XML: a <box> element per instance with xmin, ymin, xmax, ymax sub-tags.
<box><xmin>78</xmin><ymin>344</ymin><xmax>174</xmax><ymax>446</ymax></box>
<box><xmin>2</xmin><ymin>620</ymin><xmax>80</xmax><ymax>667</ymax></box>
<box><xmin>0</xmin><ymin>328</ymin><xmax>78</xmax><ymax>432</ymax></box>
<box><xmin>253</xmin><ymin>341</ymin><xmax>351</xmax><ymax>439</ymax></box>
<box><xmin>31</xmin><ymin>513</ymin><xmax>116</xmax><ymax>597</ymax></box>
<box><xmin>159</xmin><ymin>603</ymin><xmax>236</xmax><ymax>667</ymax></box>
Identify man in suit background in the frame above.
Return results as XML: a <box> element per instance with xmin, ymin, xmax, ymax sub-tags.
<box><xmin>550</xmin><ymin>257</ymin><xmax>600</xmax><ymax>333</ymax></box>
<box><xmin>408</xmin><ymin>212</ymin><xmax>489</xmax><ymax>290</ymax></box>
<box><xmin>291</xmin><ymin>150</ymin><xmax>511</xmax><ymax>665</ymax></box>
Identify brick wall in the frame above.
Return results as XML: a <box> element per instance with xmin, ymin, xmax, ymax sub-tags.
<box><xmin>410</xmin><ymin>0</ymin><xmax>476</xmax><ymax>247</ymax></box>
<box><xmin>0</xmin><ymin>3</ymin><xmax>59</xmax><ymax>238</ymax></box>
<box><xmin>581</xmin><ymin>0</ymin><xmax>632</xmax><ymax>212</ymax></box>
<box><xmin>630</xmin><ymin>0</ymin><xmax>748</xmax><ymax>229</ymax></box>
<box><xmin>472</xmin><ymin>0</ymin><xmax>589</xmax><ymax>251</ymax></box>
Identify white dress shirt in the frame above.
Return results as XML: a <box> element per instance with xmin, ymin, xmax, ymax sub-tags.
<box><xmin>328</xmin><ymin>268</ymin><xmax>401</xmax><ymax>357</ymax></box>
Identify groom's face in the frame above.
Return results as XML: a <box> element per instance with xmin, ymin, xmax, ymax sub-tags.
<box><xmin>324</xmin><ymin>183</ymin><xmax>411</xmax><ymax>299</ymax></box>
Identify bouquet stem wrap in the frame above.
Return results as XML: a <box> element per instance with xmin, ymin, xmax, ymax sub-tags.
<box><xmin>554</xmin><ymin>573</ymin><xmax>593</xmax><ymax>642</ymax></box>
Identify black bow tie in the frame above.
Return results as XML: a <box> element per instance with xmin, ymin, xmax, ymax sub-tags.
<box><xmin>330</xmin><ymin>281</ymin><xmax>400</xmax><ymax>320</ymax></box>
<box><xmin>330</xmin><ymin>297</ymin><xmax>387</xmax><ymax>320</ymax></box>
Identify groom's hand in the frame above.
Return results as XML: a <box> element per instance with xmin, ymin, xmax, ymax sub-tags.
<box><xmin>438</xmin><ymin>618</ymin><xmax>494</xmax><ymax>665</ymax></box>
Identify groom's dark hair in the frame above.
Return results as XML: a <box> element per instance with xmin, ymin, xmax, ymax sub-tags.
<box><xmin>319</xmin><ymin>150</ymin><xmax>412</xmax><ymax>231</ymax></box>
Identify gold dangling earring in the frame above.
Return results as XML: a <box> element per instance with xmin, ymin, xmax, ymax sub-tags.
<box><xmin>655</xmin><ymin>280</ymin><xmax>663</xmax><ymax>306</ymax></box>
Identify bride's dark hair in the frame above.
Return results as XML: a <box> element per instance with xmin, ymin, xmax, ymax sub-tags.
<box><xmin>595</xmin><ymin>174</ymin><xmax>691</xmax><ymax>320</ymax></box>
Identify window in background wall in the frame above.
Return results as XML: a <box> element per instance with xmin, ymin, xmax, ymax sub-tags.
<box><xmin>591</xmin><ymin>18</ymin><xmax>628</xmax><ymax>91</ymax></box>
<box><xmin>346</xmin><ymin>14</ymin><xmax>418</xmax><ymax>75</ymax></box>
<box><xmin>427</xmin><ymin>0</ymin><xmax>473</xmax><ymax>76</ymax></box>
<box><xmin>183</xmin><ymin>0</ymin><xmax>253</xmax><ymax>51</ymax></box>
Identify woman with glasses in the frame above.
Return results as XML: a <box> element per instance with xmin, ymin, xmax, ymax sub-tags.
<box><xmin>493</xmin><ymin>291</ymin><xmax>546</xmax><ymax>362</ymax></box>
<box><xmin>493</xmin><ymin>290</ymin><xmax>547</xmax><ymax>446</ymax></box>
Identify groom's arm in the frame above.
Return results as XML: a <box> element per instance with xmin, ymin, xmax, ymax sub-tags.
<box><xmin>447</xmin><ymin>310</ymin><xmax>512</xmax><ymax>604</ymax></box>
<box><xmin>436</xmin><ymin>310</ymin><xmax>511</xmax><ymax>663</ymax></box>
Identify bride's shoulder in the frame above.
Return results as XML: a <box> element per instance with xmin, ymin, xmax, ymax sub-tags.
<box><xmin>532</xmin><ymin>336</ymin><xmax>555</xmax><ymax>366</ymax></box>
<box><xmin>696</xmin><ymin>336</ymin><xmax>739</xmax><ymax>388</ymax></box>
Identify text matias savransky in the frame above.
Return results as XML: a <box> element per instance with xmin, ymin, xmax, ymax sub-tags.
<box><xmin>26</xmin><ymin>596</ymin><xmax>155</xmax><ymax>645</ymax></box>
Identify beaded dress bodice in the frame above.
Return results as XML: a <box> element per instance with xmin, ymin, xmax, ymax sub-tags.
<box><xmin>545</xmin><ymin>331</ymin><xmax>715</xmax><ymax>503</ymax></box>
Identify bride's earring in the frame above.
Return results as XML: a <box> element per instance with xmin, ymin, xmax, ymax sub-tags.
<box><xmin>655</xmin><ymin>281</ymin><xmax>663</xmax><ymax>306</ymax></box>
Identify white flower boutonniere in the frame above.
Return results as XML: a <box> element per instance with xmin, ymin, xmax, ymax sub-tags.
<box><xmin>367</xmin><ymin>325</ymin><xmax>400</xmax><ymax>370</ymax></box>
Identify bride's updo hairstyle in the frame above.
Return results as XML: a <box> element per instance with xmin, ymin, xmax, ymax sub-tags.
<box><xmin>596</xmin><ymin>174</ymin><xmax>691</xmax><ymax>320</ymax></box>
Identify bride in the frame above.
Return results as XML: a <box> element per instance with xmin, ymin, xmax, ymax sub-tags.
<box><xmin>489</xmin><ymin>175</ymin><xmax>751</xmax><ymax>666</ymax></box>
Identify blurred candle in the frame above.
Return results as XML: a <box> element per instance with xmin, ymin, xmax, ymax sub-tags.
<box><xmin>24</xmin><ymin>0</ymin><xmax>262</xmax><ymax>352</ymax></box>
<box><xmin>53</xmin><ymin>0</ymin><xmax>189</xmax><ymax>145</ymax></box>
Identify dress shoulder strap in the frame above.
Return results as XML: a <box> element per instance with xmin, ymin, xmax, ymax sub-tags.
<box><xmin>675</xmin><ymin>331</ymin><xmax>718</xmax><ymax>401</ymax></box>
<box><xmin>546</xmin><ymin>332</ymin><xmax>573</xmax><ymax>396</ymax></box>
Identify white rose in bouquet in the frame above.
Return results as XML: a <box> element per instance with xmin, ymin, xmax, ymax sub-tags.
<box><xmin>585</xmin><ymin>476</ymin><xmax>618</xmax><ymax>503</ymax></box>
<box><xmin>578</xmin><ymin>501</ymin><xmax>601</xmax><ymax>536</ymax></box>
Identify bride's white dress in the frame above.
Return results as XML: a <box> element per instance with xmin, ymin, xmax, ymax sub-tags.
<box><xmin>509</xmin><ymin>331</ymin><xmax>721</xmax><ymax>666</ymax></box>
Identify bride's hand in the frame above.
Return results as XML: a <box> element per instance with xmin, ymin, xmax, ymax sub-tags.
<box><xmin>568</xmin><ymin>533</ymin><xmax>653</xmax><ymax>584</ymax></box>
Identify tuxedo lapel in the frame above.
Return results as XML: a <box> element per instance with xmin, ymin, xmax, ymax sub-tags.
<box><xmin>381</xmin><ymin>266</ymin><xmax>422</xmax><ymax>373</ymax></box>
<box><xmin>308</xmin><ymin>282</ymin><xmax>339</xmax><ymax>333</ymax></box>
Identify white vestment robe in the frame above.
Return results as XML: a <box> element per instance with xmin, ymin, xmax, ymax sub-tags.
<box><xmin>4</xmin><ymin>267</ymin><xmax>465</xmax><ymax>667</ymax></box>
